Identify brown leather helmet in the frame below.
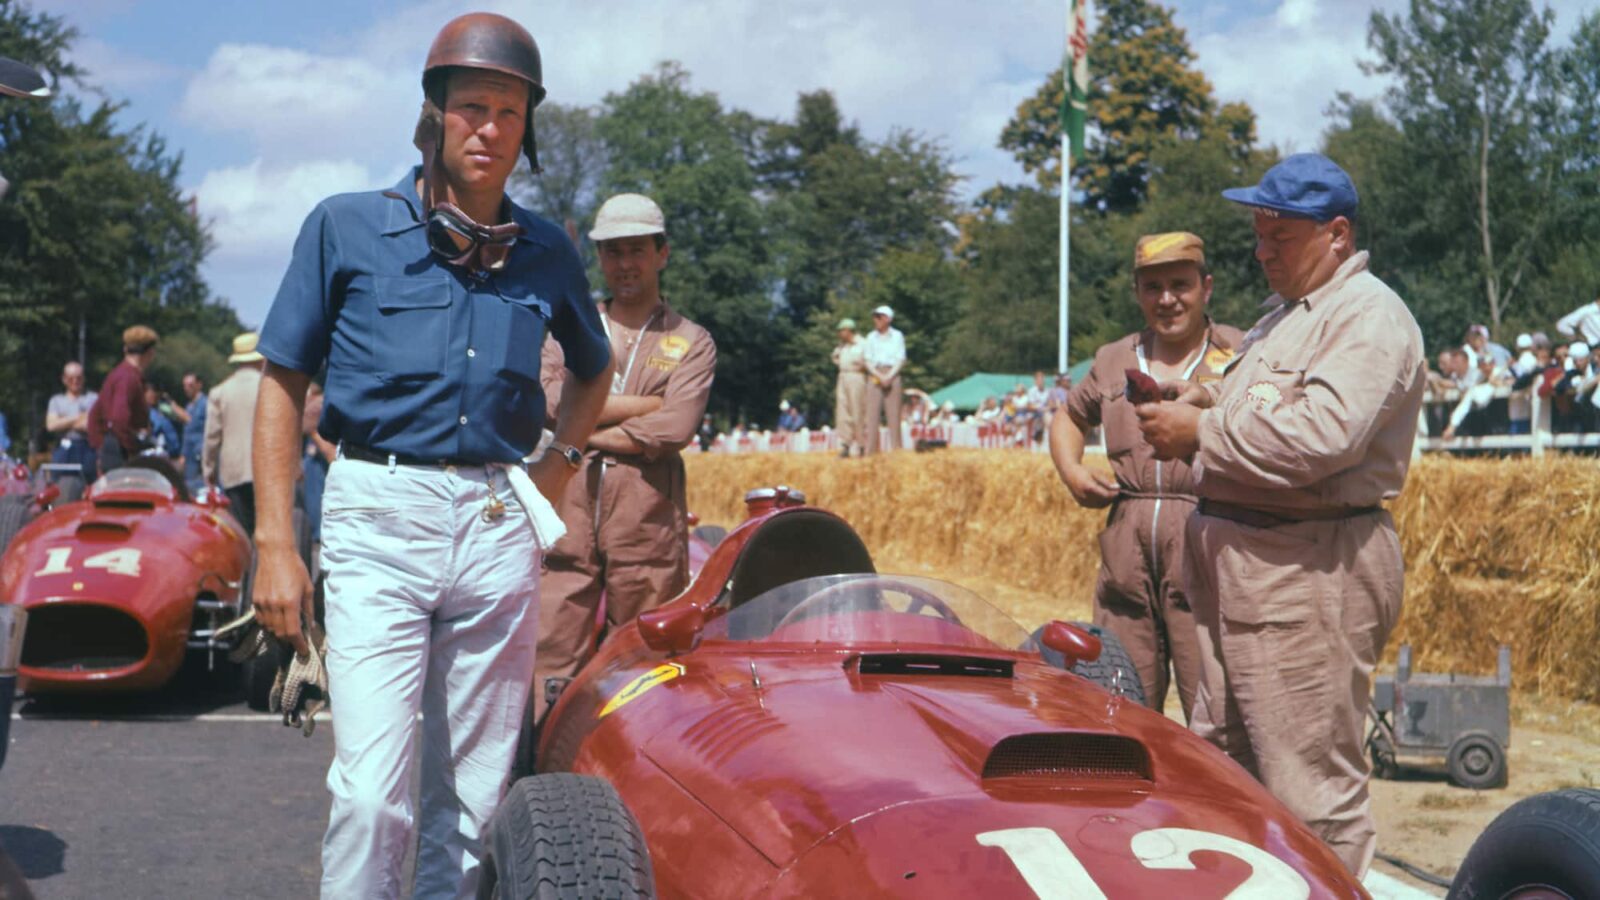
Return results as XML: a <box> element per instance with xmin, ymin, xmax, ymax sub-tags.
<box><xmin>420</xmin><ymin>13</ymin><xmax>546</xmax><ymax>172</ymax></box>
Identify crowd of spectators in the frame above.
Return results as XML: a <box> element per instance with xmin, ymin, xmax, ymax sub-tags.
<box><xmin>1423</xmin><ymin>294</ymin><xmax>1600</xmax><ymax>442</ymax></box>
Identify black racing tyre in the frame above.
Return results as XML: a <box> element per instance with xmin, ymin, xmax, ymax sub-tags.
<box><xmin>1025</xmin><ymin>622</ymin><xmax>1147</xmax><ymax>706</ymax></box>
<box><xmin>691</xmin><ymin>524</ymin><xmax>727</xmax><ymax>548</ymax></box>
<box><xmin>1448</xmin><ymin>731</ymin><xmax>1508</xmax><ymax>790</ymax></box>
<box><xmin>477</xmin><ymin>773</ymin><xmax>654</xmax><ymax>900</ymax></box>
<box><xmin>0</xmin><ymin>494</ymin><xmax>34</xmax><ymax>554</ymax></box>
<box><xmin>1448</xmin><ymin>788</ymin><xmax>1600</xmax><ymax>899</ymax></box>
<box><xmin>236</xmin><ymin>552</ymin><xmax>281</xmax><ymax>712</ymax></box>
<box><xmin>509</xmin><ymin>699</ymin><xmax>539</xmax><ymax>782</ymax></box>
<box><xmin>53</xmin><ymin>474</ymin><xmax>84</xmax><ymax>504</ymax></box>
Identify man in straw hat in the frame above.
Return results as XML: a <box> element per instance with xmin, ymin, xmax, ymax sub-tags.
<box><xmin>1135</xmin><ymin>153</ymin><xmax>1426</xmax><ymax>877</ymax></box>
<box><xmin>86</xmin><ymin>324</ymin><xmax>159</xmax><ymax>476</ymax></box>
<box><xmin>832</xmin><ymin>317</ymin><xmax>868</xmax><ymax>457</ymax></box>
<box><xmin>1051</xmin><ymin>231</ymin><xmax>1241</xmax><ymax>723</ymax></box>
<box><xmin>532</xmin><ymin>192</ymin><xmax>715</xmax><ymax>724</ymax></box>
<box><xmin>249</xmin><ymin>12</ymin><xmax>614</xmax><ymax>896</ymax></box>
<box><xmin>203</xmin><ymin>332</ymin><xmax>265</xmax><ymax>535</ymax></box>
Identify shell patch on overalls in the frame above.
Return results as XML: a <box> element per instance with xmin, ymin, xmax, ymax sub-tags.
<box><xmin>1200</xmin><ymin>346</ymin><xmax>1235</xmax><ymax>382</ymax></box>
<box><xmin>647</xmin><ymin>334</ymin><xmax>691</xmax><ymax>371</ymax></box>
<box><xmin>599</xmin><ymin>662</ymin><xmax>686</xmax><ymax>718</ymax></box>
<box><xmin>1246</xmin><ymin>381</ymin><xmax>1282</xmax><ymax>410</ymax></box>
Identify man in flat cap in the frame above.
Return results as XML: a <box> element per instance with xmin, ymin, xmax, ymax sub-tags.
<box><xmin>532</xmin><ymin>192</ymin><xmax>716</xmax><ymax>724</ymax></box>
<box><xmin>86</xmin><ymin>325</ymin><xmax>159</xmax><ymax>475</ymax></box>
<box><xmin>1051</xmin><ymin>232</ymin><xmax>1241</xmax><ymax>721</ymax></box>
<box><xmin>1135</xmin><ymin>153</ymin><xmax>1426</xmax><ymax>877</ymax></box>
<box><xmin>832</xmin><ymin>317</ymin><xmax>868</xmax><ymax>457</ymax></box>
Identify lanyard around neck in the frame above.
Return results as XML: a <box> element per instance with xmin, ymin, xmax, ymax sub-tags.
<box><xmin>601</xmin><ymin>304</ymin><xmax>664</xmax><ymax>395</ymax></box>
<box><xmin>1136</xmin><ymin>333</ymin><xmax>1210</xmax><ymax>382</ymax></box>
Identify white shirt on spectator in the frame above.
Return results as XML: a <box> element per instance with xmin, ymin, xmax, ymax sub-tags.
<box><xmin>1448</xmin><ymin>364</ymin><xmax>1512</xmax><ymax>430</ymax></box>
<box><xmin>1557</xmin><ymin>301</ymin><xmax>1600</xmax><ymax>346</ymax></box>
<box><xmin>863</xmin><ymin>327</ymin><xmax>906</xmax><ymax>372</ymax></box>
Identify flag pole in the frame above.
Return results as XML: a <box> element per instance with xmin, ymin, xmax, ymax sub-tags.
<box><xmin>1059</xmin><ymin>135</ymin><xmax>1070</xmax><ymax>375</ymax></box>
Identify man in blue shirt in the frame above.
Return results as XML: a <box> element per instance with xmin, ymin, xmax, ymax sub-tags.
<box><xmin>179</xmin><ymin>372</ymin><xmax>207</xmax><ymax>495</ymax></box>
<box><xmin>249</xmin><ymin>13</ymin><xmax>613</xmax><ymax>898</ymax></box>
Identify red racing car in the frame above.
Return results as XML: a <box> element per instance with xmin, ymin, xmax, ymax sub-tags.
<box><xmin>0</xmin><ymin>461</ymin><xmax>296</xmax><ymax>708</ymax></box>
<box><xmin>478</xmin><ymin>487</ymin><xmax>1368</xmax><ymax>899</ymax></box>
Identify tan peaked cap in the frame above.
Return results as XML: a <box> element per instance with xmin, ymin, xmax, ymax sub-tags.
<box><xmin>1134</xmin><ymin>231</ymin><xmax>1206</xmax><ymax>271</ymax></box>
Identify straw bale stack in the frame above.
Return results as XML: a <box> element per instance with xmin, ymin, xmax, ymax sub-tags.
<box><xmin>685</xmin><ymin>451</ymin><xmax>1600</xmax><ymax>702</ymax></box>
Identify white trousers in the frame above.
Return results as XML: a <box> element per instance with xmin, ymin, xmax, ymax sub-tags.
<box><xmin>318</xmin><ymin>458</ymin><xmax>539</xmax><ymax>900</ymax></box>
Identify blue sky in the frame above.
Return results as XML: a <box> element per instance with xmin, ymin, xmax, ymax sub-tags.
<box><xmin>30</xmin><ymin>0</ymin><xmax>1594</xmax><ymax>328</ymax></box>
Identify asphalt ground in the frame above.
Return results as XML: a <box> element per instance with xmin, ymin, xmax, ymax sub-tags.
<box><xmin>0</xmin><ymin>671</ymin><xmax>359</xmax><ymax>899</ymax></box>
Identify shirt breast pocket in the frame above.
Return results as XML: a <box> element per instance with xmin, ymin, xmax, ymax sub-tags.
<box><xmin>374</xmin><ymin>277</ymin><xmax>451</xmax><ymax>381</ymax></box>
<box><xmin>1258</xmin><ymin>347</ymin><xmax>1313</xmax><ymax>407</ymax></box>
<box><xmin>494</xmin><ymin>295</ymin><xmax>550</xmax><ymax>386</ymax></box>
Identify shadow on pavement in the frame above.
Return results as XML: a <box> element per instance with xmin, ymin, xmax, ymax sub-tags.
<box><xmin>0</xmin><ymin>826</ymin><xmax>65</xmax><ymax>879</ymax></box>
<box><xmin>15</xmin><ymin>658</ymin><xmax>258</xmax><ymax>720</ymax></box>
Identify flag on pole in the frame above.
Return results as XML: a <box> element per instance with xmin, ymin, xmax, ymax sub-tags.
<box><xmin>1062</xmin><ymin>0</ymin><xmax>1090</xmax><ymax>168</ymax></box>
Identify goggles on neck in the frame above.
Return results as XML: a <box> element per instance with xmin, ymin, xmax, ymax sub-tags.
<box><xmin>425</xmin><ymin>201</ymin><xmax>522</xmax><ymax>272</ymax></box>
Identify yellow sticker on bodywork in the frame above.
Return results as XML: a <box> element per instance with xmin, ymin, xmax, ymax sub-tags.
<box><xmin>599</xmin><ymin>662</ymin><xmax>685</xmax><ymax>718</ymax></box>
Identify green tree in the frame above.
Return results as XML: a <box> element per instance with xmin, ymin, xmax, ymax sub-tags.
<box><xmin>594</xmin><ymin>63</ymin><xmax>780</xmax><ymax>423</ymax></box>
<box><xmin>1364</xmin><ymin>0</ymin><xmax>1565</xmax><ymax>339</ymax></box>
<box><xmin>507</xmin><ymin>102</ymin><xmax>605</xmax><ymax>252</ymax></box>
<box><xmin>1000</xmin><ymin>0</ymin><xmax>1250</xmax><ymax>213</ymax></box>
<box><xmin>0</xmin><ymin>1</ymin><xmax>233</xmax><ymax>447</ymax></box>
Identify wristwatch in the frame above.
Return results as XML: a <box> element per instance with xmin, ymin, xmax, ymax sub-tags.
<box><xmin>548</xmin><ymin>440</ymin><xmax>583</xmax><ymax>469</ymax></box>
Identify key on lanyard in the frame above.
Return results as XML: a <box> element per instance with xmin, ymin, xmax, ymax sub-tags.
<box><xmin>482</xmin><ymin>495</ymin><xmax>507</xmax><ymax>522</ymax></box>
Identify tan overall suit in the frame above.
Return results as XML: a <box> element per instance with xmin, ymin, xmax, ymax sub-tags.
<box><xmin>1186</xmin><ymin>252</ymin><xmax>1425</xmax><ymax>876</ymax></box>
<box><xmin>533</xmin><ymin>302</ymin><xmax>716</xmax><ymax>712</ymax></box>
<box><xmin>1065</xmin><ymin>323</ymin><xmax>1241</xmax><ymax>719</ymax></box>
<box><xmin>832</xmin><ymin>337</ymin><xmax>868</xmax><ymax>452</ymax></box>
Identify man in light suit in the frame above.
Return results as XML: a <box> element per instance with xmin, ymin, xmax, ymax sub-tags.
<box><xmin>204</xmin><ymin>332</ymin><xmax>265</xmax><ymax>535</ymax></box>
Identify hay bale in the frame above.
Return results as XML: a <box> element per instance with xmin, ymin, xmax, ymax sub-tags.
<box><xmin>685</xmin><ymin>452</ymin><xmax>1600</xmax><ymax>702</ymax></box>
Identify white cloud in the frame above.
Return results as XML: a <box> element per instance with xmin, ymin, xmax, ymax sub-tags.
<box><xmin>195</xmin><ymin>158</ymin><xmax>407</xmax><ymax>324</ymax></box>
<box><xmin>70</xmin><ymin>37</ymin><xmax>185</xmax><ymax>88</ymax></box>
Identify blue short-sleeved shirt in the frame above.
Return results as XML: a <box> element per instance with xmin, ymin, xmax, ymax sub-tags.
<box><xmin>258</xmin><ymin>168</ymin><xmax>611</xmax><ymax>463</ymax></box>
<box><xmin>182</xmin><ymin>393</ymin><xmax>207</xmax><ymax>483</ymax></box>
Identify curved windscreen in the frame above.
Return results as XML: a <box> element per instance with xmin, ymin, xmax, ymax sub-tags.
<box><xmin>90</xmin><ymin>467</ymin><xmax>175</xmax><ymax>500</ymax></box>
<box><xmin>705</xmin><ymin>574</ymin><xmax>1031</xmax><ymax>651</ymax></box>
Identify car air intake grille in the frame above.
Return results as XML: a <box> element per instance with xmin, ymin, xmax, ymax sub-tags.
<box><xmin>982</xmin><ymin>732</ymin><xmax>1153</xmax><ymax>781</ymax></box>
<box><xmin>21</xmin><ymin>604</ymin><xmax>148</xmax><ymax>671</ymax></box>
<box><xmin>855</xmin><ymin>654</ymin><xmax>1013</xmax><ymax>678</ymax></box>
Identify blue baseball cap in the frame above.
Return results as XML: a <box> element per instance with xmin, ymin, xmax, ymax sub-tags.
<box><xmin>1222</xmin><ymin>153</ymin><xmax>1358</xmax><ymax>221</ymax></box>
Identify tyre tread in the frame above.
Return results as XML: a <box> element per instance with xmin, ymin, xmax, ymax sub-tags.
<box><xmin>484</xmin><ymin>773</ymin><xmax>653</xmax><ymax>899</ymax></box>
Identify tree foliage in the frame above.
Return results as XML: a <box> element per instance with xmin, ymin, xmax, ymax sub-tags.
<box><xmin>1000</xmin><ymin>0</ymin><xmax>1255</xmax><ymax>213</ymax></box>
<box><xmin>0</xmin><ymin>0</ymin><xmax>237</xmax><ymax>446</ymax></box>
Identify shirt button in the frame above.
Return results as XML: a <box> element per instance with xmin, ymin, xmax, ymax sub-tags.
<box><xmin>459</xmin><ymin>416</ymin><xmax>469</xmax><ymax>425</ymax></box>
<box><xmin>467</xmin><ymin>348</ymin><xmax>476</xmax><ymax>358</ymax></box>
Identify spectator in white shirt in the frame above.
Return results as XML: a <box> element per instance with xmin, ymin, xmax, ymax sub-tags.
<box><xmin>1557</xmin><ymin>295</ymin><xmax>1600</xmax><ymax>347</ymax></box>
<box><xmin>862</xmin><ymin>305</ymin><xmax>907</xmax><ymax>454</ymax></box>
<box><xmin>1443</xmin><ymin>352</ymin><xmax>1513</xmax><ymax>440</ymax></box>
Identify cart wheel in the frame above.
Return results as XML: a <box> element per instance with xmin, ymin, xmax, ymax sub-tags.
<box><xmin>1368</xmin><ymin>729</ymin><xmax>1399</xmax><ymax>780</ymax></box>
<box><xmin>1448</xmin><ymin>731</ymin><xmax>1507</xmax><ymax>790</ymax></box>
<box><xmin>1450</xmin><ymin>788</ymin><xmax>1600</xmax><ymax>899</ymax></box>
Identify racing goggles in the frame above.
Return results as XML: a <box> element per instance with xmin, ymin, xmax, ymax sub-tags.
<box><xmin>425</xmin><ymin>202</ymin><xmax>523</xmax><ymax>272</ymax></box>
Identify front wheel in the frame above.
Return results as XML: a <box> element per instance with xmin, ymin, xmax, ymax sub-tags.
<box><xmin>477</xmin><ymin>773</ymin><xmax>654</xmax><ymax>900</ymax></box>
<box><xmin>1025</xmin><ymin>622</ymin><xmax>1148</xmax><ymax>706</ymax></box>
<box><xmin>1449</xmin><ymin>788</ymin><xmax>1600</xmax><ymax>899</ymax></box>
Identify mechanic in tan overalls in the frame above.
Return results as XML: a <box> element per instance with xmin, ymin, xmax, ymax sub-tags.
<box><xmin>1136</xmin><ymin>155</ymin><xmax>1426</xmax><ymax>877</ymax></box>
<box><xmin>533</xmin><ymin>193</ymin><xmax>716</xmax><ymax>718</ymax></box>
<box><xmin>1050</xmin><ymin>232</ymin><xmax>1240</xmax><ymax>720</ymax></box>
<box><xmin>832</xmin><ymin>318</ymin><xmax>868</xmax><ymax>457</ymax></box>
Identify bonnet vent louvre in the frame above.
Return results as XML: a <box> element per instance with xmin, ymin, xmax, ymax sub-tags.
<box><xmin>854</xmin><ymin>654</ymin><xmax>1013</xmax><ymax>678</ymax></box>
<box><xmin>983</xmin><ymin>732</ymin><xmax>1153</xmax><ymax>781</ymax></box>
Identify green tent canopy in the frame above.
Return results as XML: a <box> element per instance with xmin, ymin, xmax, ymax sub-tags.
<box><xmin>928</xmin><ymin>362</ymin><xmax>1091</xmax><ymax>412</ymax></box>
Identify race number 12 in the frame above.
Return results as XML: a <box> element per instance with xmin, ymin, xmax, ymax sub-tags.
<box><xmin>977</xmin><ymin>826</ymin><xmax>1310</xmax><ymax>899</ymax></box>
